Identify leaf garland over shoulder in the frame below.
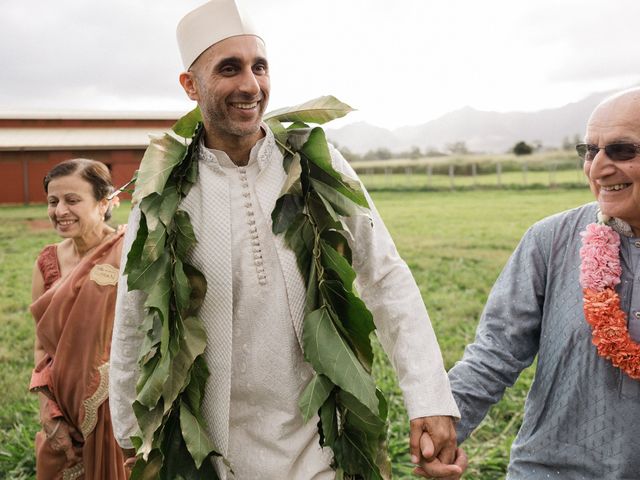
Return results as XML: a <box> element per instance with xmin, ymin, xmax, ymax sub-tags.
<box><xmin>127</xmin><ymin>96</ymin><xmax>390</xmax><ymax>479</ymax></box>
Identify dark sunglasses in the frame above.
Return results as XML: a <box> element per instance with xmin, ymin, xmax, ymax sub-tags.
<box><xmin>576</xmin><ymin>143</ymin><xmax>640</xmax><ymax>162</ymax></box>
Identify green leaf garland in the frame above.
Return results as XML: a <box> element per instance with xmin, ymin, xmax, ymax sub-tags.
<box><xmin>269</xmin><ymin>113</ymin><xmax>391</xmax><ymax>478</ymax></box>
<box><xmin>127</xmin><ymin>110</ymin><xmax>220</xmax><ymax>479</ymax></box>
<box><xmin>127</xmin><ymin>96</ymin><xmax>390</xmax><ymax>479</ymax></box>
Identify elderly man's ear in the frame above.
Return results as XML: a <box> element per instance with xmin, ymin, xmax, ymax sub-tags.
<box><xmin>179</xmin><ymin>71</ymin><xmax>199</xmax><ymax>101</ymax></box>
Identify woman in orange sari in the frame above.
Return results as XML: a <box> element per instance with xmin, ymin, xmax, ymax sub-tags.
<box><xmin>30</xmin><ymin>158</ymin><xmax>128</xmax><ymax>480</ymax></box>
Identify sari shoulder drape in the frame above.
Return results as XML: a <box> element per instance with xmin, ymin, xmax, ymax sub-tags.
<box><xmin>37</xmin><ymin>244</ymin><xmax>61</xmax><ymax>292</ymax></box>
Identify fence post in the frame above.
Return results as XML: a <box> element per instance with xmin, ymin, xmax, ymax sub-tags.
<box><xmin>471</xmin><ymin>163</ymin><xmax>477</xmax><ymax>187</ymax></box>
<box><xmin>405</xmin><ymin>166</ymin><xmax>412</xmax><ymax>187</ymax></box>
<box><xmin>576</xmin><ymin>158</ymin><xmax>584</xmax><ymax>184</ymax></box>
<box><xmin>496</xmin><ymin>162</ymin><xmax>502</xmax><ymax>187</ymax></box>
<box><xmin>548</xmin><ymin>163</ymin><xmax>556</xmax><ymax>188</ymax></box>
<box><xmin>522</xmin><ymin>162</ymin><xmax>528</xmax><ymax>186</ymax></box>
<box><xmin>427</xmin><ymin>164</ymin><xmax>432</xmax><ymax>188</ymax></box>
<box><xmin>449</xmin><ymin>164</ymin><xmax>455</xmax><ymax>190</ymax></box>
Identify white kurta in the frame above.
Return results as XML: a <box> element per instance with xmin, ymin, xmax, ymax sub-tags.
<box><xmin>109</xmin><ymin>126</ymin><xmax>459</xmax><ymax>478</ymax></box>
<box><xmin>218</xmin><ymin>146</ymin><xmax>333</xmax><ymax>478</ymax></box>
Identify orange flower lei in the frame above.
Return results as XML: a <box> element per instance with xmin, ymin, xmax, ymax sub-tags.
<box><xmin>580</xmin><ymin>218</ymin><xmax>640</xmax><ymax>379</ymax></box>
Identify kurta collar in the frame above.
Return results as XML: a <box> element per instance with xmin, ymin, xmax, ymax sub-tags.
<box><xmin>197</xmin><ymin>123</ymin><xmax>277</xmax><ymax>174</ymax></box>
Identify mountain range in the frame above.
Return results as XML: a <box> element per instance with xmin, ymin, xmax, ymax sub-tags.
<box><xmin>326</xmin><ymin>89</ymin><xmax>618</xmax><ymax>154</ymax></box>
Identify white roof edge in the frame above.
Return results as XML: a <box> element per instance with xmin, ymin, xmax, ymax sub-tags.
<box><xmin>0</xmin><ymin>110</ymin><xmax>183</xmax><ymax>120</ymax></box>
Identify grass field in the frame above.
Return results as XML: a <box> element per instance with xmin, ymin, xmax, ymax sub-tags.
<box><xmin>0</xmin><ymin>187</ymin><xmax>594</xmax><ymax>479</ymax></box>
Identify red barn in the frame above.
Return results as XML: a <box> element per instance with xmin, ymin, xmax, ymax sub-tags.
<box><xmin>0</xmin><ymin>112</ymin><xmax>180</xmax><ymax>204</ymax></box>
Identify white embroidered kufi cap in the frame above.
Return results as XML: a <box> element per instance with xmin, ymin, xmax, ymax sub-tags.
<box><xmin>176</xmin><ymin>0</ymin><xmax>262</xmax><ymax>70</ymax></box>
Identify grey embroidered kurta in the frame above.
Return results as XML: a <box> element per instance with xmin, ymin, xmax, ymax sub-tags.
<box><xmin>110</xmin><ymin>126</ymin><xmax>459</xmax><ymax>477</ymax></box>
<box><xmin>448</xmin><ymin>202</ymin><xmax>640</xmax><ymax>479</ymax></box>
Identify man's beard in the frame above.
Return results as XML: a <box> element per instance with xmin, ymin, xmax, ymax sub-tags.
<box><xmin>202</xmin><ymin>100</ymin><xmax>264</xmax><ymax>139</ymax></box>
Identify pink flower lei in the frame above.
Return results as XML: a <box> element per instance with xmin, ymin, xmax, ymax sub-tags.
<box><xmin>579</xmin><ymin>212</ymin><xmax>640</xmax><ymax>379</ymax></box>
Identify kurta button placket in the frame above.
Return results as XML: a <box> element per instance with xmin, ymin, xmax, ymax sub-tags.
<box><xmin>236</xmin><ymin>165</ymin><xmax>266</xmax><ymax>285</ymax></box>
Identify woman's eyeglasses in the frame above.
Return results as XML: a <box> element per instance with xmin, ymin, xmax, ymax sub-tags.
<box><xmin>576</xmin><ymin>143</ymin><xmax>640</xmax><ymax>162</ymax></box>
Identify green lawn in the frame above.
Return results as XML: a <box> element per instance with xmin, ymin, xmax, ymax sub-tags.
<box><xmin>0</xmin><ymin>187</ymin><xmax>594</xmax><ymax>479</ymax></box>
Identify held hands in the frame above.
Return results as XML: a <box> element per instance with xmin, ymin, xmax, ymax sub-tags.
<box><xmin>122</xmin><ymin>448</ymin><xmax>137</xmax><ymax>470</ymax></box>
<box><xmin>409</xmin><ymin>416</ymin><xmax>468</xmax><ymax>479</ymax></box>
<box><xmin>43</xmin><ymin>418</ymin><xmax>83</xmax><ymax>463</ymax></box>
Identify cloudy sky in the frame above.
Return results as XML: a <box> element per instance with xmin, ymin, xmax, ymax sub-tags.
<box><xmin>2</xmin><ymin>0</ymin><xmax>638</xmax><ymax>129</ymax></box>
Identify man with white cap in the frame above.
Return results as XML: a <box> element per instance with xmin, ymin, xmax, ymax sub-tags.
<box><xmin>109</xmin><ymin>0</ymin><xmax>465</xmax><ymax>478</ymax></box>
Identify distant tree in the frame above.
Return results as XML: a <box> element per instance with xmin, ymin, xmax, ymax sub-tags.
<box><xmin>362</xmin><ymin>147</ymin><xmax>392</xmax><ymax>161</ymax></box>
<box><xmin>375</xmin><ymin>147</ymin><xmax>392</xmax><ymax>160</ymax></box>
<box><xmin>572</xmin><ymin>133</ymin><xmax>583</xmax><ymax>147</ymax></box>
<box><xmin>425</xmin><ymin>147</ymin><xmax>446</xmax><ymax>157</ymax></box>
<box><xmin>408</xmin><ymin>146</ymin><xmax>421</xmax><ymax>159</ymax></box>
<box><xmin>340</xmin><ymin>147</ymin><xmax>361</xmax><ymax>163</ymax></box>
<box><xmin>513</xmin><ymin>141</ymin><xmax>533</xmax><ymax>155</ymax></box>
<box><xmin>446</xmin><ymin>141</ymin><xmax>468</xmax><ymax>155</ymax></box>
<box><xmin>563</xmin><ymin>133</ymin><xmax>583</xmax><ymax>151</ymax></box>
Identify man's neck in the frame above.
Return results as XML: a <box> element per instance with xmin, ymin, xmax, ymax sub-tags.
<box><xmin>203</xmin><ymin>127</ymin><xmax>265</xmax><ymax>167</ymax></box>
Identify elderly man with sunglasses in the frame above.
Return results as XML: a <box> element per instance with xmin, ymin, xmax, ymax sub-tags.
<box><xmin>447</xmin><ymin>87</ymin><xmax>640</xmax><ymax>479</ymax></box>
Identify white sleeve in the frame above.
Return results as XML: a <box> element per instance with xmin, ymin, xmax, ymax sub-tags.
<box><xmin>109</xmin><ymin>205</ymin><xmax>147</xmax><ymax>448</ymax></box>
<box><xmin>328</xmin><ymin>145</ymin><xmax>460</xmax><ymax>420</ymax></box>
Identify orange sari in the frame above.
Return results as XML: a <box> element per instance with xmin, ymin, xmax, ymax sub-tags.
<box><xmin>30</xmin><ymin>230</ymin><xmax>128</xmax><ymax>480</ymax></box>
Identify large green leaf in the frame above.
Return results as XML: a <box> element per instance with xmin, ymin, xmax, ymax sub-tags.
<box><xmin>180</xmin><ymin>401</ymin><xmax>215</xmax><ymax>469</ymax></box>
<box><xmin>301</xmin><ymin>128</ymin><xmax>366</xmax><ymax>205</ymax></box>
<box><xmin>142</xmin><ymin>226</ymin><xmax>167</xmax><ymax>265</ymax></box>
<box><xmin>278</xmin><ymin>152</ymin><xmax>302</xmax><ymax>196</ymax></box>
<box><xmin>305</xmin><ymin>260</ymin><xmax>320</xmax><ymax>313</ymax></box>
<box><xmin>302</xmin><ymin>307</ymin><xmax>378</xmax><ymax>414</ymax></box>
<box><xmin>299</xmin><ymin>373</ymin><xmax>334</xmax><ymax>423</ymax></box>
<box><xmin>130</xmin><ymin>449</ymin><xmax>163</xmax><ymax>480</ymax></box>
<box><xmin>332</xmin><ymin>428</ymin><xmax>383</xmax><ymax>480</ymax></box>
<box><xmin>162</xmin><ymin>316</ymin><xmax>208</xmax><ymax>413</ymax></box>
<box><xmin>133</xmin><ymin>133</ymin><xmax>187</xmax><ymax>204</ymax></box>
<box><xmin>132</xmin><ymin>401</ymin><xmax>165</xmax><ymax>459</ymax></box>
<box><xmin>285</xmin><ymin>128</ymin><xmax>313</xmax><ymax>152</ymax></box>
<box><xmin>140</xmin><ymin>194</ymin><xmax>164</xmax><ymax>232</ymax></box>
<box><xmin>138</xmin><ymin>312</ymin><xmax>161</xmax><ymax>364</ymax></box>
<box><xmin>125</xmin><ymin>215</ymin><xmax>148</xmax><ymax>276</ymax></box>
<box><xmin>172</xmin><ymin>107</ymin><xmax>203</xmax><ymax>139</ymax></box>
<box><xmin>174</xmin><ymin>259</ymin><xmax>191</xmax><ymax>317</ymax></box>
<box><xmin>128</xmin><ymin>251</ymin><xmax>171</xmax><ymax>293</ymax></box>
<box><xmin>320</xmin><ymin>280</ymin><xmax>374</xmax><ymax>371</ymax></box>
<box><xmin>142</xmin><ymin>254</ymin><xmax>172</xmax><ymax>323</ymax></box>
<box><xmin>320</xmin><ymin>240</ymin><xmax>355</xmax><ymax>287</ymax></box>
<box><xmin>272</xmin><ymin>194</ymin><xmax>304</xmax><ymax>235</ymax></box>
<box><xmin>264</xmin><ymin>95</ymin><xmax>354</xmax><ymax>125</ymax></box>
<box><xmin>264</xmin><ymin>117</ymin><xmax>288</xmax><ymax>146</ymax></box>
<box><xmin>338</xmin><ymin>391</ymin><xmax>385</xmax><ymax>435</ymax></box>
<box><xmin>161</xmin><ymin>411</ymin><xmax>201</xmax><ymax>480</ymax></box>
<box><xmin>175</xmin><ymin>210</ymin><xmax>197</xmax><ymax>258</ymax></box>
<box><xmin>319</xmin><ymin>392</ymin><xmax>338</xmax><ymax>447</ymax></box>
<box><xmin>184</xmin><ymin>355</ymin><xmax>209</xmax><ymax>416</ymax></box>
<box><xmin>137</xmin><ymin>349</ymin><xmax>171</xmax><ymax>408</ymax></box>
<box><xmin>310</xmin><ymin>160</ymin><xmax>367</xmax><ymax>205</ymax></box>
<box><xmin>284</xmin><ymin>214</ymin><xmax>314</xmax><ymax>281</ymax></box>
<box><xmin>320</xmin><ymin>230</ymin><xmax>352</xmax><ymax>264</ymax></box>
<box><xmin>159</xmin><ymin>185</ymin><xmax>181</xmax><ymax>227</ymax></box>
<box><xmin>308</xmin><ymin>193</ymin><xmax>342</xmax><ymax>235</ymax></box>
<box><xmin>311</xmin><ymin>178</ymin><xmax>370</xmax><ymax>218</ymax></box>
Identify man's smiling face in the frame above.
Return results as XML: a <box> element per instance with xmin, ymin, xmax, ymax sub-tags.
<box><xmin>187</xmin><ymin>35</ymin><xmax>270</xmax><ymax>145</ymax></box>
